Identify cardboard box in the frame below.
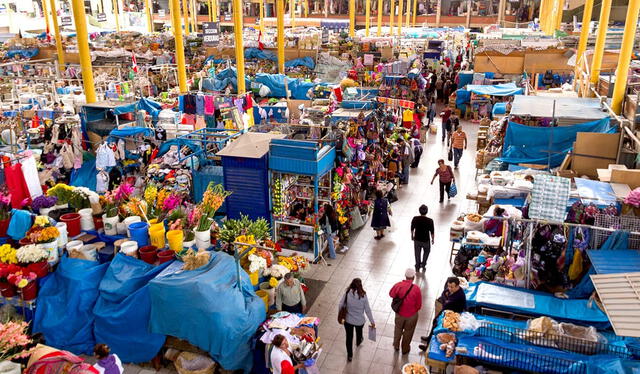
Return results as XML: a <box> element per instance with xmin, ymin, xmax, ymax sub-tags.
<box><xmin>611</xmin><ymin>169</ymin><xmax>640</xmax><ymax>189</ymax></box>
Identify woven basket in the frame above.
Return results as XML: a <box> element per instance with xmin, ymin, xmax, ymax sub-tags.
<box><xmin>175</xmin><ymin>352</ymin><xmax>216</xmax><ymax>374</ymax></box>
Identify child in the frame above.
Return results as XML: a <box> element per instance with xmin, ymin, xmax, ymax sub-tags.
<box><xmin>93</xmin><ymin>344</ymin><xmax>124</xmax><ymax>374</ymax></box>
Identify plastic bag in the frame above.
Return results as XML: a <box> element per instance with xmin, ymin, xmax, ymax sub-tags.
<box><xmin>176</xmin><ymin>352</ymin><xmax>216</xmax><ymax>374</ymax></box>
<box><xmin>458</xmin><ymin>312</ymin><xmax>480</xmax><ymax>332</ymax></box>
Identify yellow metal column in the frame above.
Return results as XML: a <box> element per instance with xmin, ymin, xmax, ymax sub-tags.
<box><xmin>412</xmin><ymin>0</ymin><xmax>417</xmax><ymax>26</ymax></box>
<box><xmin>304</xmin><ymin>0</ymin><xmax>308</xmax><ymax>17</ymax></box>
<box><xmin>146</xmin><ymin>0</ymin><xmax>153</xmax><ymax>32</ymax></box>
<box><xmin>390</xmin><ymin>0</ymin><xmax>395</xmax><ymax>34</ymax></box>
<box><xmin>182</xmin><ymin>0</ymin><xmax>190</xmax><ymax>35</ymax></box>
<box><xmin>589</xmin><ymin>0</ymin><xmax>611</xmax><ymax>86</ymax></box>
<box><xmin>259</xmin><ymin>0</ymin><xmax>265</xmax><ymax>32</ymax></box>
<box><xmin>208</xmin><ymin>0</ymin><xmax>212</xmax><ymax>21</ymax></box>
<box><xmin>170</xmin><ymin>0</ymin><xmax>188</xmax><ymax>92</ymax></box>
<box><xmin>49</xmin><ymin>0</ymin><xmax>65</xmax><ymax>71</ymax></box>
<box><xmin>232</xmin><ymin>0</ymin><xmax>245</xmax><ymax>94</ymax></box>
<box><xmin>365</xmin><ymin>0</ymin><xmax>370</xmax><ymax>36</ymax></box>
<box><xmin>277</xmin><ymin>0</ymin><xmax>285</xmax><ymax>73</ymax></box>
<box><xmin>70</xmin><ymin>0</ymin><xmax>96</xmax><ymax>103</ymax></box>
<box><xmin>290</xmin><ymin>0</ymin><xmax>295</xmax><ymax>27</ymax></box>
<box><xmin>397</xmin><ymin>0</ymin><xmax>403</xmax><ymax>35</ymax></box>
<box><xmin>42</xmin><ymin>0</ymin><xmax>51</xmax><ymax>33</ymax></box>
<box><xmin>574</xmin><ymin>0</ymin><xmax>593</xmax><ymax>76</ymax></box>
<box><xmin>113</xmin><ymin>0</ymin><xmax>120</xmax><ymax>32</ymax></box>
<box><xmin>611</xmin><ymin>0</ymin><xmax>640</xmax><ymax>114</ymax></box>
<box><xmin>554</xmin><ymin>0</ymin><xmax>564</xmax><ymax>31</ymax></box>
<box><xmin>377</xmin><ymin>0</ymin><xmax>382</xmax><ymax>35</ymax></box>
<box><xmin>538</xmin><ymin>0</ymin><xmax>546</xmax><ymax>30</ymax></box>
<box><xmin>212</xmin><ymin>0</ymin><xmax>218</xmax><ymax>21</ymax></box>
<box><xmin>349</xmin><ymin>0</ymin><xmax>355</xmax><ymax>36</ymax></box>
<box><xmin>405</xmin><ymin>0</ymin><xmax>410</xmax><ymax>28</ymax></box>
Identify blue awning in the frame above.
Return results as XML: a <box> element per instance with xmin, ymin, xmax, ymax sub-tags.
<box><xmin>587</xmin><ymin>250</ymin><xmax>640</xmax><ymax>274</ymax></box>
<box><xmin>466</xmin><ymin>83</ymin><xmax>524</xmax><ymax>96</ymax></box>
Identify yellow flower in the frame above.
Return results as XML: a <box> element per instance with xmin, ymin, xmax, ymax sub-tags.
<box><xmin>17</xmin><ymin>279</ymin><xmax>28</xmax><ymax>288</ymax></box>
<box><xmin>338</xmin><ymin>216</ymin><xmax>348</xmax><ymax>224</ymax></box>
<box><xmin>34</xmin><ymin>216</ymin><xmax>49</xmax><ymax>227</ymax></box>
<box><xmin>269</xmin><ymin>277</ymin><xmax>279</xmax><ymax>288</ymax></box>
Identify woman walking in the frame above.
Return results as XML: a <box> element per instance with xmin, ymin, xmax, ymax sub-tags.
<box><xmin>320</xmin><ymin>203</ymin><xmax>339</xmax><ymax>259</ymax></box>
<box><xmin>371</xmin><ymin>190</ymin><xmax>391</xmax><ymax>240</ymax></box>
<box><xmin>430</xmin><ymin>159</ymin><xmax>455</xmax><ymax>203</ymax></box>
<box><xmin>338</xmin><ymin>278</ymin><xmax>376</xmax><ymax>362</ymax></box>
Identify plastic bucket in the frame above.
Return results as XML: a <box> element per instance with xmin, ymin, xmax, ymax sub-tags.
<box><xmin>0</xmin><ymin>283</ymin><xmax>16</xmax><ymax>297</ymax></box>
<box><xmin>93</xmin><ymin>214</ymin><xmax>103</xmax><ymax>230</ymax></box>
<box><xmin>256</xmin><ymin>290</ymin><xmax>269</xmax><ymax>312</ymax></box>
<box><xmin>149</xmin><ymin>219</ymin><xmax>164</xmax><ymax>232</ymax></box>
<box><xmin>78</xmin><ymin>208</ymin><xmax>95</xmax><ymax>231</ymax></box>
<box><xmin>55</xmin><ymin>222</ymin><xmax>68</xmax><ymax>249</ymax></box>
<box><xmin>129</xmin><ymin>222</ymin><xmax>149</xmax><ymax>247</ymax></box>
<box><xmin>139</xmin><ymin>245</ymin><xmax>158</xmax><ymax>264</ymax></box>
<box><xmin>194</xmin><ymin>230</ymin><xmax>211</xmax><ymax>250</ymax></box>
<box><xmin>103</xmin><ymin>215</ymin><xmax>119</xmax><ymax>236</ymax></box>
<box><xmin>60</xmin><ymin>213</ymin><xmax>81</xmax><ymax>237</ymax></box>
<box><xmin>124</xmin><ymin>216</ymin><xmax>141</xmax><ymax>237</ymax></box>
<box><xmin>249</xmin><ymin>271</ymin><xmax>259</xmax><ymax>286</ymax></box>
<box><xmin>21</xmin><ymin>282</ymin><xmax>37</xmax><ymax>301</ymax></box>
<box><xmin>120</xmin><ymin>241</ymin><xmax>138</xmax><ymax>257</ymax></box>
<box><xmin>31</xmin><ymin>261</ymin><xmax>49</xmax><ymax>278</ymax></box>
<box><xmin>166</xmin><ymin>230</ymin><xmax>184</xmax><ymax>252</ymax></box>
<box><xmin>149</xmin><ymin>225</ymin><xmax>166</xmax><ymax>249</ymax></box>
<box><xmin>39</xmin><ymin>241</ymin><xmax>58</xmax><ymax>265</ymax></box>
<box><xmin>66</xmin><ymin>240</ymin><xmax>84</xmax><ymax>254</ymax></box>
<box><xmin>157</xmin><ymin>250</ymin><xmax>175</xmax><ymax>264</ymax></box>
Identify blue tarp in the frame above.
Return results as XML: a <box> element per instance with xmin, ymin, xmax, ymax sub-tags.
<box><xmin>93</xmin><ymin>254</ymin><xmax>171</xmax><ymax>363</ymax></box>
<box><xmin>284</xmin><ymin>57</ymin><xmax>315</xmax><ymax>69</ymax></box>
<box><xmin>138</xmin><ymin>98</ymin><xmax>162</xmax><ymax>119</ymax></box>
<box><xmin>70</xmin><ymin>158</ymin><xmax>97</xmax><ymax>192</ymax></box>
<box><xmin>244</xmin><ymin>48</ymin><xmax>277</xmax><ymax>61</ymax></box>
<box><xmin>588</xmin><ymin>250</ymin><xmax>640</xmax><ymax>275</ymax></box>
<box><xmin>148</xmin><ymin>252</ymin><xmax>266</xmax><ymax>372</ymax></box>
<box><xmin>493</xmin><ymin>102</ymin><xmax>507</xmax><ymax>116</ymax></box>
<box><xmin>33</xmin><ymin>256</ymin><xmax>109</xmax><ymax>355</ymax></box>
<box><xmin>465</xmin><ymin>282</ymin><xmax>611</xmax><ymax>329</ymax></box>
<box><xmin>108</xmin><ymin>126</ymin><xmax>154</xmax><ymax>139</ymax></box>
<box><xmin>498</xmin><ymin>118</ymin><xmax>613</xmax><ymax>167</ymax></box>
<box><xmin>466</xmin><ymin>83</ymin><xmax>524</xmax><ymax>96</ymax></box>
<box><xmin>5</xmin><ymin>48</ymin><xmax>39</xmax><ymax>59</ymax></box>
<box><xmin>203</xmin><ymin>68</ymin><xmax>251</xmax><ymax>93</ymax></box>
<box><xmin>455</xmin><ymin>89</ymin><xmax>472</xmax><ymax>106</ymax></box>
<box><xmin>254</xmin><ymin>73</ymin><xmax>314</xmax><ymax>100</ymax></box>
<box><xmin>112</xmin><ymin>103</ymin><xmax>137</xmax><ymax>115</ymax></box>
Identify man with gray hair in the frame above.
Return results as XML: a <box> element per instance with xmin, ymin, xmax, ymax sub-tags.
<box><xmin>276</xmin><ymin>272</ymin><xmax>307</xmax><ymax>314</ymax></box>
<box><xmin>389</xmin><ymin>268</ymin><xmax>422</xmax><ymax>354</ymax></box>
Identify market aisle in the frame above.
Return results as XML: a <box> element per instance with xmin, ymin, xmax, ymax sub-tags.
<box><xmin>306</xmin><ymin>116</ymin><xmax>479</xmax><ymax>374</ymax></box>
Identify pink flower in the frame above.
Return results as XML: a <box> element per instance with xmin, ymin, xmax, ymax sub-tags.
<box><xmin>162</xmin><ymin>194</ymin><xmax>182</xmax><ymax>211</ymax></box>
<box><xmin>114</xmin><ymin>183</ymin><xmax>134</xmax><ymax>201</ymax></box>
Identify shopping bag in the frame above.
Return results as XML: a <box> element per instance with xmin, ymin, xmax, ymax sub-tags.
<box><xmin>448</xmin><ymin>148</ymin><xmax>453</xmax><ymax>162</ymax></box>
<box><xmin>449</xmin><ymin>183</ymin><xmax>458</xmax><ymax>198</ymax></box>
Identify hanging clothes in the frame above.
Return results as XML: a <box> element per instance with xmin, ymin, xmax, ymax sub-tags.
<box><xmin>96</xmin><ymin>170</ymin><xmax>110</xmax><ymax>193</ymax></box>
<box><xmin>204</xmin><ymin>95</ymin><xmax>215</xmax><ymax>115</ymax></box>
<box><xmin>21</xmin><ymin>155</ymin><xmax>43</xmax><ymax>199</ymax></box>
<box><xmin>5</xmin><ymin>163</ymin><xmax>30</xmax><ymax>208</ymax></box>
<box><xmin>196</xmin><ymin>95</ymin><xmax>205</xmax><ymax>116</ymax></box>
<box><xmin>96</xmin><ymin>143</ymin><xmax>117</xmax><ymax>170</ymax></box>
<box><xmin>183</xmin><ymin>94</ymin><xmax>197</xmax><ymax>114</ymax></box>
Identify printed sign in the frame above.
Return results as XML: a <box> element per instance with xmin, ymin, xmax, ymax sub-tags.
<box><xmin>158</xmin><ymin>9</ymin><xmax>165</xmax><ymax>17</ymax></box>
<box><xmin>60</xmin><ymin>16</ymin><xmax>72</xmax><ymax>26</ymax></box>
<box><xmin>97</xmin><ymin>13</ymin><xmax>107</xmax><ymax>22</ymax></box>
<box><xmin>202</xmin><ymin>22</ymin><xmax>220</xmax><ymax>46</ymax></box>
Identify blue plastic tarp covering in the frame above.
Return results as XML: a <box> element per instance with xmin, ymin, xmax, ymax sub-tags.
<box><xmin>70</xmin><ymin>158</ymin><xmax>97</xmax><ymax>191</ymax></box>
<box><xmin>244</xmin><ymin>48</ymin><xmax>277</xmax><ymax>61</ymax></box>
<box><xmin>5</xmin><ymin>48</ymin><xmax>39</xmax><ymax>59</ymax></box>
<box><xmin>493</xmin><ymin>102</ymin><xmax>507</xmax><ymax>116</ymax></box>
<box><xmin>148</xmin><ymin>252</ymin><xmax>266</xmax><ymax>372</ymax></box>
<box><xmin>157</xmin><ymin>138</ymin><xmax>204</xmax><ymax>163</ymax></box>
<box><xmin>109</xmin><ymin>126</ymin><xmax>154</xmax><ymax>139</ymax></box>
<box><xmin>465</xmin><ymin>282</ymin><xmax>611</xmax><ymax>329</ymax></box>
<box><xmin>254</xmin><ymin>73</ymin><xmax>314</xmax><ymax>100</ymax></box>
<box><xmin>456</xmin><ymin>89</ymin><xmax>471</xmax><ymax>105</ymax></box>
<box><xmin>93</xmin><ymin>254</ymin><xmax>171</xmax><ymax>363</ymax></box>
<box><xmin>466</xmin><ymin>83</ymin><xmax>524</xmax><ymax>96</ymax></box>
<box><xmin>112</xmin><ymin>103</ymin><xmax>137</xmax><ymax>115</ymax></box>
<box><xmin>138</xmin><ymin>98</ymin><xmax>162</xmax><ymax>119</ymax></box>
<box><xmin>284</xmin><ymin>57</ymin><xmax>316</xmax><ymax>69</ymax></box>
<box><xmin>33</xmin><ymin>256</ymin><xmax>109</xmax><ymax>355</ymax></box>
<box><xmin>588</xmin><ymin>250</ymin><xmax>640</xmax><ymax>274</ymax></box>
<box><xmin>575</xmin><ymin>178</ymin><xmax>619</xmax><ymax>207</ymax></box>
<box><xmin>498</xmin><ymin>118</ymin><xmax>613</xmax><ymax>167</ymax></box>
<box><xmin>203</xmin><ymin>68</ymin><xmax>251</xmax><ymax>93</ymax></box>
<box><xmin>457</xmin><ymin>72</ymin><xmax>474</xmax><ymax>88</ymax></box>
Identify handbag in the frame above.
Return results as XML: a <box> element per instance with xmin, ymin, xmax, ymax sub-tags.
<box><xmin>391</xmin><ymin>284</ymin><xmax>414</xmax><ymax>313</ymax></box>
<box><xmin>449</xmin><ymin>183</ymin><xmax>458</xmax><ymax>198</ymax></box>
<box><xmin>338</xmin><ymin>291</ymin><xmax>349</xmax><ymax>324</ymax></box>
<box><xmin>447</xmin><ymin>147</ymin><xmax>453</xmax><ymax>161</ymax></box>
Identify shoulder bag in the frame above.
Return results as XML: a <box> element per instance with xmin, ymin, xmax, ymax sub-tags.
<box><xmin>391</xmin><ymin>284</ymin><xmax>414</xmax><ymax>313</ymax></box>
<box><xmin>338</xmin><ymin>291</ymin><xmax>349</xmax><ymax>324</ymax></box>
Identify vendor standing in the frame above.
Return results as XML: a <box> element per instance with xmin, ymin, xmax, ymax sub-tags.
<box><xmin>276</xmin><ymin>273</ymin><xmax>307</xmax><ymax>314</ymax></box>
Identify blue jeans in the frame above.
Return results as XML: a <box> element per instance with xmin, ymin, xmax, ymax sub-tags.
<box><xmin>401</xmin><ymin>161</ymin><xmax>410</xmax><ymax>184</ymax></box>
<box><xmin>325</xmin><ymin>232</ymin><xmax>336</xmax><ymax>259</ymax></box>
<box><xmin>453</xmin><ymin>147</ymin><xmax>463</xmax><ymax>167</ymax></box>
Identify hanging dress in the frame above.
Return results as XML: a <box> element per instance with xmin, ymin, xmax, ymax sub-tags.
<box><xmin>5</xmin><ymin>162</ymin><xmax>30</xmax><ymax>208</ymax></box>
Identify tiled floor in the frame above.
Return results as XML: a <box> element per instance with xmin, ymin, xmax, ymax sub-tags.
<box><xmin>121</xmin><ymin>114</ymin><xmax>478</xmax><ymax>373</ymax></box>
<box><xmin>304</xmin><ymin>115</ymin><xmax>478</xmax><ymax>373</ymax></box>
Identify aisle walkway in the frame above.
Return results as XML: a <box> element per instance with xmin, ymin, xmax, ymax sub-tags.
<box><xmin>304</xmin><ymin>117</ymin><xmax>479</xmax><ymax>374</ymax></box>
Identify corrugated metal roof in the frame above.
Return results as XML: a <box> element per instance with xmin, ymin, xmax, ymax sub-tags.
<box><xmin>590</xmin><ymin>272</ymin><xmax>640</xmax><ymax>337</ymax></box>
<box><xmin>217</xmin><ymin>132</ymin><xmax>286</xmax><ymax>159</ymax></box>
<box><xmin>509</xmin><ymin>95</ymin><xmax>610</xmax><ymax>122</ymax></box>
<box><xmin>587</xmin><ymin>250</ymin><xmax>640</xmax><ymax>274</ymax></box>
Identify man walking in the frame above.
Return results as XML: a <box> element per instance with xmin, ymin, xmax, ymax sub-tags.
<box><xmin>440</xmin><ymin>107</ymin><xmax>452</xmax><ymax>143</ymax></box>
<box><xmin>411</xmin><ymin>205</ymin><xmax>435</xmax><ymax>272</ymax></box>
<box><xmin>451</xmin><ymin>124</ymin><xmax>467</xmax><ymax>168</ymax></box>
<box><xmin>389</xmin><ymin>268</ymin><xmax>422</xmax><ymax>355</ymax></box>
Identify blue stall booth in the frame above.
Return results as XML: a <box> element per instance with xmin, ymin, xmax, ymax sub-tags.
<box><xmin>269</xmin><ymin>139</ymin><xmax>336</xmax><ymax>261</ymax></box>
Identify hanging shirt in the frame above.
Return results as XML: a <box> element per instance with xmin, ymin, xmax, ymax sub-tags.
<box><xmin>96</xmin><ymin>143</ymin><xmax>117</xmax><ymax>170</ymax></box>
<box><xmin>21</xmin><ymin>155</ymin><xmax>43</xmax><ymax>199</ymax></box>
<box><xmin>204</xmin><ymin>95</ymin><xmax>215</xmax><ymax>115</ymax></box>
<box><xmin>196</xmin><ymin>95</ymin><xmax>205</xmax><ymax>116</ymax></box>
<box><xmin>96</xmin><ymin>170</ymin><xmax>110</xmax><ymax>194</ymax></box>
<box><xmin>5</xmin><ymin>163</ymin><xmax>30</xmax><ymax>208</ymax></box>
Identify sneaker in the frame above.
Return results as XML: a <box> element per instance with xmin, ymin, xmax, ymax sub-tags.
<box><xmin>348</xmin><ymin>356</ymin><xmax>352</xmax><ymax>362</ymax></box>
<box><xmin>419</xmin><ymin>344</ymin><xmax>428</xmax><ymax>351</ymax></box>
<box><xmin>421</xmin><ymin>266</ymin><xmax>426</xmax><ymax>272</ymax></box>
<box><xmin>420</xmin><ymin>336</ymin><xmax>429</xmax><ymax>342</ymax></box>
<box><xmin>339</xmin><ymin>246</ymin><xmax>349</xmax><ymax>253</ymax></box>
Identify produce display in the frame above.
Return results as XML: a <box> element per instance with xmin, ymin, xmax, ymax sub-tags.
<box><xmin>442</xmin><ymin>310</ymin><xmax>461</xmax><ymax>332</ymax></box>
<box><xmin>402</xmin><ymin>363</ymin><xmax>428</xmax><ymax>374</ymax></box>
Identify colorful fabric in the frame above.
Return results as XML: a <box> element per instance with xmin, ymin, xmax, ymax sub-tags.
<box><xmin>529</xmin><ymin>175</ymin><xmax>570</xmax><ymax>222</ymax></box>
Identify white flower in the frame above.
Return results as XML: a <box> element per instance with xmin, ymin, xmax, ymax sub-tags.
<box><xmin>263</xmin><ymin>264</ymin><xmax>289</xmax><ymax>278</ymax></box>
<box><xmin>248</xmin><ymin>254</ymin><xmax>267</xmax><ymax>274</ymax></box>
<box><xmin>16</xmin><ymin>245</ymin><xmax>49</xmax><ymax>263</ymax></box>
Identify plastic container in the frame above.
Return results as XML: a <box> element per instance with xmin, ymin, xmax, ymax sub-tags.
<box><xmin>93</xmin><ymin>214</ymin><xmax>103</xmax><ymax>230</ymax></box>
<box><xmin>129</xmin><ymin>222</ymin><xmax>149</xmax><ymax>247</ymax></box>
<box><xmin>194</xmin><ymin>230</ymin><xmax>211</xmax><ymax>250</ymax></box>
<box><xmin>60</xmin><ymin>213</ymin><xmax>81</xmax><ymax>237</ymax></box>
<box><xmin>21</xmin><ymin>282</ymin><xmax>37</xmax><ymax>301</ymax></box>
<box><xmin>124</xmin><ymin>216</ymin><xmax>141</xmax><ymax>237</ymax></box>
<box><xmin>0</xmin><ymin>283</ymin><xmax>16</xmax><ymax>298</ymax></box>
<box><xmin>157</xmin><ymin>250</ymin><xmax>175</xmax><ymax>264</ymax></box>
<box><xmin>256</xmin><ymin>290</ymin><xmax>269</xmax><ymax>312</ymax></box>
<box><xmin>56</xmin><ymin>222</ymin><xmax>68</xmax><ymax>249</ymax></box>
<box><xmin>120</xmin><ymin>241</ymin><xmax>138</xmax><ymax>257</ymax></box>
<box><xmin>39</xmin><ymin>241</ymin><xmax>58</xmax><ymax>265</ymax></box>
<box><xmin>139</xmin><ymin>245</ymin><xmax>158</xmax><ymax>264</ymax></box>
<box><xmin>66</xmin><ymin>240</ymin><xmax>84</xmax><ymax>254</ymax></box>
<box><xmin>167</xmin><ymin>230</ymin><xmax>184</xmax><ymax>252</ymax></box>
<box><xmin>103</xmin><ymin>215</ymin><xmax>120</xmax><ymax>236</ymax></box>
<box><xmin>149</xmin><ymin>225</ymin><xmax>166</xmax><ymax>249</ymax></box>
<box><xmin>259</xmin><ymin>282</ymin><xmax>276</xmax><ymax>306</ymax></box>
<box><xmin>79</xmin><ymin>208</ymin><xmax>95</xmax><ymax>231</ymax></box>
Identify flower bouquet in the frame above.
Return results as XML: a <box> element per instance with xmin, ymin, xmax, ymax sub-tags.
<box><xmin>0</xmin><ymin>193</ymin><xmax>11</xmax><ymax>236</ymax></box>
<box><xmin>31</xmin><ymin>195</ymin><xmax>58</xmax><ymax>216</ymax></box>
<box><xmin>0</xmin><ymin>321</ymin><xmax>35</xmax><ymax>360</ymax></box>
<box><xmin>16</xmin><ymin>245</ymin><xmax>49</xmax><ymax>265</ymax></box>
<box><xmin>0</xmin><ymin>263</ymin><xmax>21</xmax><ymax>297</ymax></box>
<box><xmin>8</xmin><ymin>270</ymin><xmax>38</xmax><ymax>300</ymax></box>
<box><xmin>196</xmin><ymin>183</ymin><xmax>232</xmax><ymax>232</ymax></box>
<box><xmin>46</xmin><ymin>183</ymin><xmax>74</xmax><ymax>206</ymax></box>
<box><xmin>0</xmin><ymin>244</ymin><xmax>17</xmax><ymax>264</ymax></box>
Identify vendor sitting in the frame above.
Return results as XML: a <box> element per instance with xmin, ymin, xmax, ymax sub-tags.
<box><xmin>438</xmin><ymin>277</ymin><xmax>466</xmax><ymax>313</ymax></box>
<box><xmin>269</xmin><ymin>334</ymin><xmax>305</xmax><ymax>374</ymax></box>
<box><xmin>484</xmin><ymin>206</ymin><xmax>507</xmax><ymax>237</ymax></box>
<box><xmin>289</xmin><ymin>203</ymin><xmax>309</xmax><ymax>222</ymax></box>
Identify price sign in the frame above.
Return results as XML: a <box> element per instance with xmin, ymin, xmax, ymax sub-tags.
<box><xmin>97</xmin><ymin>13</ymin><xmax>107</xmax><ymax>22</ymax></box>
<box><xmin>60</xmin><ymin>16</ymin><xmax>72</xmax><ymax>26</ymax></box>
<box><xmin>158</xmin><ymin>9</ymin><xmax>165</xmax><ymax>17</ymax></box>
<box><xmin>202</xmin><ymin>22</ymin><xmax>220</xmax><ymax>47</ymax></box>
<box><xmin>321</xmin><ymin>28</ymin><xmax>329</xmax><ymax>44</ymax></box>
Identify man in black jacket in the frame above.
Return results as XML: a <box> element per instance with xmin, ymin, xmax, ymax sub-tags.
<box><xmin>419</xmin><ymin>277</ymin><xmax>466</xmax><ymax>351</ymax></box>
